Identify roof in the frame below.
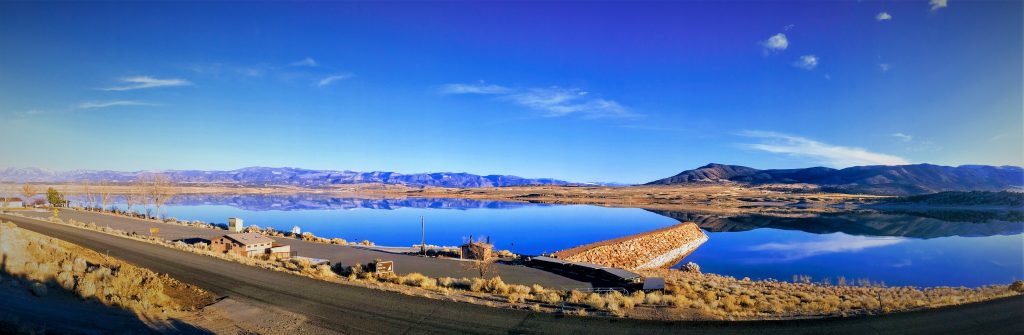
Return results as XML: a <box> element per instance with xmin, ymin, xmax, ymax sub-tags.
<box><xmin>530</xmin><ymin>256</ymin><xmax>572</xmax><ymax>266</ymax></box>
<box><xmin>2</xmin><ymin>197</ymin><xmax>22</xmax><ymax>202</ymax></box>
<box><xmin>602</xmin><ymin>268</ymin><xmax>641</xmax><ymax>281</ymax></box>
<box><xmin>572</xmin><ymin>262</ymin><xmax>608</xmax><ymax>271</ymax></box>
<box><xmin>223</xmin><ymin>233</ymin><xmax>274</xmax><ymax>246</ymax></box>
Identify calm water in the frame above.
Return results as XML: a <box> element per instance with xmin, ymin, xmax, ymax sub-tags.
<box><xmin>111</xmin><ymin>194</ymin><xmax>1023</xmax><ymax>287</ymax></box>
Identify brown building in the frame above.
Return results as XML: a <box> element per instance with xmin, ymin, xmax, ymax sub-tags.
<box><xmin>211</xmin><ymin>233</ymin><xmax>290</xmax><ymax>258</ymax></box>
<box><xmin>461</xmin><ymin>240</ymin><xmax>493</xmax><ymax>260</ymax></box>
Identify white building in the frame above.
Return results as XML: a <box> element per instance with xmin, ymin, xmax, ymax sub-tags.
<box><xmin>1</xmin><ymin>197</ymin><xmax>24</xmax><ymax>208</ymax></box>
<box><xmin>291</xmin><ymin>225</ymin><xmax>301</xmax><ymax>235</ymax></box>
<box><xmin>228</xmin><ymin>217</ymin><xmax>245</xmax><ymax>233</ymax></box>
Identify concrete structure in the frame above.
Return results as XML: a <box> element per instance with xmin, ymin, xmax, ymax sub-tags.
<box><xmin>228</xmin><ymin>217</ymin><xmax>245</xmax><ymax>233</ymax></box>
<box><xmin>211</xmin><ymin>233</ymin><xmax>286</xmax><ymax>257</ymax></box>
<box><xmin>527</xmin><ymin>256</ymin><xmax>644</xmax><ymax>288</ymax></box>
<box><xmin>1</xmin><ymin>198</ymin><xmax>24</xmax><ymax>209</ymax></box>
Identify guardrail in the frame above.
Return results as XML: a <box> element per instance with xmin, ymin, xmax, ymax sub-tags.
<box><xmin>566</xmin><ymin>287</ymin><xmax>629</xmax><ymax>294</ymax></box>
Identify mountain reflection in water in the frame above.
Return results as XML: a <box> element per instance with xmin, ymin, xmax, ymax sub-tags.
<box><xmin>648</xmin><ymin>209</ymin><xmax>1024</xmax><ymax>238</ymax></box>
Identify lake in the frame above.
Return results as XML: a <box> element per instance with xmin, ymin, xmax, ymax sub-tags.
<box><xmin>111</xmin><ymin>194</ymin><xmax>1023</xmax><ymax>287</ymax></box>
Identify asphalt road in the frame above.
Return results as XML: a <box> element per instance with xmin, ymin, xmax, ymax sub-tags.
<box><xmin>3</xmin><ymin>213</ymin><xmax>1022</xmax><ymax>334</ymax></box>
<box><xmin>9</xmin><ymin>209</ymin><xmax>589</xmax><ymax>289</ymax></box>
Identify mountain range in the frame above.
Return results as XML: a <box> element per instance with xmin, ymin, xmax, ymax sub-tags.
<box><xmin>0</xmin><ymin>167</ymin><xmax>572</xmax><ymax>188</ymax></box>
<box><xmin>647</xmin><ymin>163</ymin><xmax>1024</xmax><ymax>195</ymax></box>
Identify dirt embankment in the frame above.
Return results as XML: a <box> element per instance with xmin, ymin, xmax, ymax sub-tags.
<box><xmin>554</xmin><ymin>222</ymin><xmax>708</xmax><ymax>270</ymax></box>
<box><xmin>0</xmin><ymin>221</ymin><xmax>216</xmax><ymax>333</ymax></box>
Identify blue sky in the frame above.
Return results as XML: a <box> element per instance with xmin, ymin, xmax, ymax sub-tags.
<box><xmin>0</xmin><ymin>1</ymin><xmax>1020</xmax><ymax>183</ymax></box>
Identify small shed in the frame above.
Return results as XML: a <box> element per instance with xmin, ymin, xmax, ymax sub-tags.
<box><xmin>461</xmin><ymin>240</ymin><xmax>493</xmax><ymax>260</ymax></box>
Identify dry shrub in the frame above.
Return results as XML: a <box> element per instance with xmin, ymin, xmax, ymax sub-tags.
<box><xmin>584</xmin><ymin>293</ymin><xmax>606</xmax><ymax>310</ymax></box>
<box><xmin>402</xmin><ymin>273</ymin><xmax>437</xmax><ymax>289</ymax></box>
<box><xmin>484</xmin><ymin>277</ymin><xmax>509</xmax><ymax>295</ymax></box>
<box><xmin>546</xmin><ymin>292</ymin><xmax>565</xmax><ymax>304</ymax></box>
<box><xmin>566</xmin><ymin>290</ymin><xmax>587</xmax><ymax>304</ymax></box>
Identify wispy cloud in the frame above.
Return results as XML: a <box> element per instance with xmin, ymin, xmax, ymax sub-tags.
<box><xmin>289</xmin><ymin>57</ymin><xmax>318</xmax><ymax>67</ymax></box>
<box><xmin>738</xmin><ymin>130</ymin><xmax>910</xmax><ymax>167</ymax></box>
<box><xmin>748</xmin><ymin>234</ymin><xmax>905</xmax><ymax>263</ymax></box>
<box><xmin>77</xmin><ymin>100</ymin><xmax>155</xmax><ymax>109</ymax></box>
<box><xmin>316</xmin><ymin>74</ymin><xmax>353</xmax><ymax>87</ymax></box>
<box><xmin>438</xmin><ymin>83</ymin><xmax>511</xmax><ymax>95</ymax></box>
<box><xmin>439</xmin><ymin>83</ymin><xmax>637</xmax><ymax>119</ymax></box>
<box><xmin>929</xmin><ymin>0</ymin><xmax>948</xmax><ymax>11</ymax></box>
<box><xmin>761</xmin><ymin>33</ymin><xmax>788</xmax><ymax>54</ymax></box>
<box><xmin>793</xmin><ymin>55</ymin><xmax>819</xmax><ymax>70</ymax></box>
<box><xmin>891</xmin><ymin>132</ymin><xmax>913</xmax><ymax>142</ymax></box>
<box><xmin>879</xmin><ymin>63</ymin><xmax>892</xmax><ymax>73</ymax></box>
<box><xmin>876</xmin><ymin>12</ymin><xmax>893</xmax><ymax>21</ymax></box>
<box><xmin>102</xmin><ymin>76</ymin><xmax>192</xmax><ymax>91</ymax></box>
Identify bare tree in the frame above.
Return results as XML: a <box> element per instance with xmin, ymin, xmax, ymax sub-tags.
<box><xmin>146</xmin><ymin>174</ymin><xmax>175</xmax><ymax>220</ymax></box>
<box><xmin>80</xmin><ymin>181</ymin><xmax>94</xmax><ymax>209</ymax></box>
<box><xmin>97</xmin><ymin>180</ymin><xmax>112</xmax><ymax>212</ymax></box>
<box><xmin>21</xmin><ymin>184</ymin><xmax>39</xmax><ymax>206</ymax></box>
<box><xmin>125</xmin><ymin>183</ymin><xmax>141</xmax><ymax>215</ymax></box>
<box><xmin>1</xmin><ymin>183</ymin><xmax>10</xmax><ymax>209</ymax></box>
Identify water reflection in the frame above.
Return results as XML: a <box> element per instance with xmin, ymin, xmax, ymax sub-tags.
<box><xmin>745</xmin><ymin>234</ymin><xmax>906</xmax><ymax>263</ymax></box>
<box><xmin>649</xmin><ymin>210</ymin><xmax>1024</xmax><ymax>238</ymax></box>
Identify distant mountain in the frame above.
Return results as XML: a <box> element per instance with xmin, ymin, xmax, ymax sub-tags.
<box><xmin>0</xmin><ymin>167</ymin><xmax>572</xmax><ymax>188</ymax></box>
<box><xmin>647</xmin><ymin>163</ymin><xmax>1024</xmax><ymax>195</ymax></box>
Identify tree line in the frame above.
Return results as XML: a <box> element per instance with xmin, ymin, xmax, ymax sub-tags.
<box><xmin>0</xmin><ymin>174</ymin><xmax>179</xmax><ymax>219</ymax></box>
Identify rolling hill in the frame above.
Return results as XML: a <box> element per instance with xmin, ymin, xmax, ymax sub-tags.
<box><xmin>647</xmin><ymin>163</ymin><xmax>1024</xmax><ymax>195</ymax></box>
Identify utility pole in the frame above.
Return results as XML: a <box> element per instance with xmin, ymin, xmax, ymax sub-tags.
<box><xmin>420</xmin><ymin>216</ymin><xmax>426</xmax><ymax>256</ymax></box>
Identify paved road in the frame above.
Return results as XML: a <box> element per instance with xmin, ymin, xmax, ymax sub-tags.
<box><xmin>3</xmin><ymin>213</ymin><xmax>1022</xmax><ymax>334</ymax></box>
<box><xmin>10</xmin><ymin>209</ymin><xmax>589</xmax><ymax>288</ymax></box>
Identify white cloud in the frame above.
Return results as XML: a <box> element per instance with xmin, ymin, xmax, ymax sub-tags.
<box><xmin>761</xmin><ymin>33</ymin><xmax>789</xmax><ymax>54</ymax></box>
<box><xmin>316</xmin><ymin>74</ymin><xmax>353</xmax><ymax>87</ymax></box>
<box><xmin>440</xmin><ymin>83</ymin><xmax>636</xmax><ymax>119</ymax></box>
<box><xmin>438</xmin><ymin>83</ymin><xmax>511</xmax><ymax>95</ymax></box>
<box><xmin>929</xmin><ymin>0</ymin><xmax>948</xmax><ymax>11</ymax></box>
<box><xmin>879</xmin><ymin>63</ymin><xmax>892</xmax><ymax>72</ymax></box>
<box><xmin>77</xmin><ymin>100</ymin><xmax>155</xmax><ymax>109</ymax></box>
<box><xmin>891</xmin><ymin>132</ymin><xmax>913</xmax><ymax>142</ymax></box>
<box><xmin>102</xmin><ymin>76</ymin><xmax>192</xmax><ymax>91</ymax></box>
<box><xmin>748</xmin><ymin>234</ymin><xmax>905</xmax><ymax>262</ymax></box>
<box><xmin>738</xmin><ymin>130</ymin><xmax>910</xmax><ymax>167</ymax></box>
<box><xmin>289</xmin><ymin>57</ymin><xmax>318</xmax><ymax>67</ymax></box>
<box><xmin>876</xmin><ymin>12</ymin><xmax>893</xmax><ymax>21</ymax></box>
<box><xmin>793</xmin><ymin>55</ymin><xmax>819</xmax><ymax>70</ymax></box>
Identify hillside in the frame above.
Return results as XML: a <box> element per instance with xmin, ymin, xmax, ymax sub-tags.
<box><xmin>647</xmin><ymin>163</ymin><xmax>1024</xmax><ymax>195</ymax></box>
<box><xmin>0</xmin><ymin>167</ymin><xmax>571</xmax><ymax>188</ymax></box>
<box><xmin>880</xmin><ymin>191</ymin><xmax>1024</xmax><ymax>207</ymax></box>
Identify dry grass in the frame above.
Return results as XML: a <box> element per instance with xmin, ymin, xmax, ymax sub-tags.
<box><xmin>0</xmin><ymin>221</ymin><xmax>213</xmax><ymax>320</ymax></box>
